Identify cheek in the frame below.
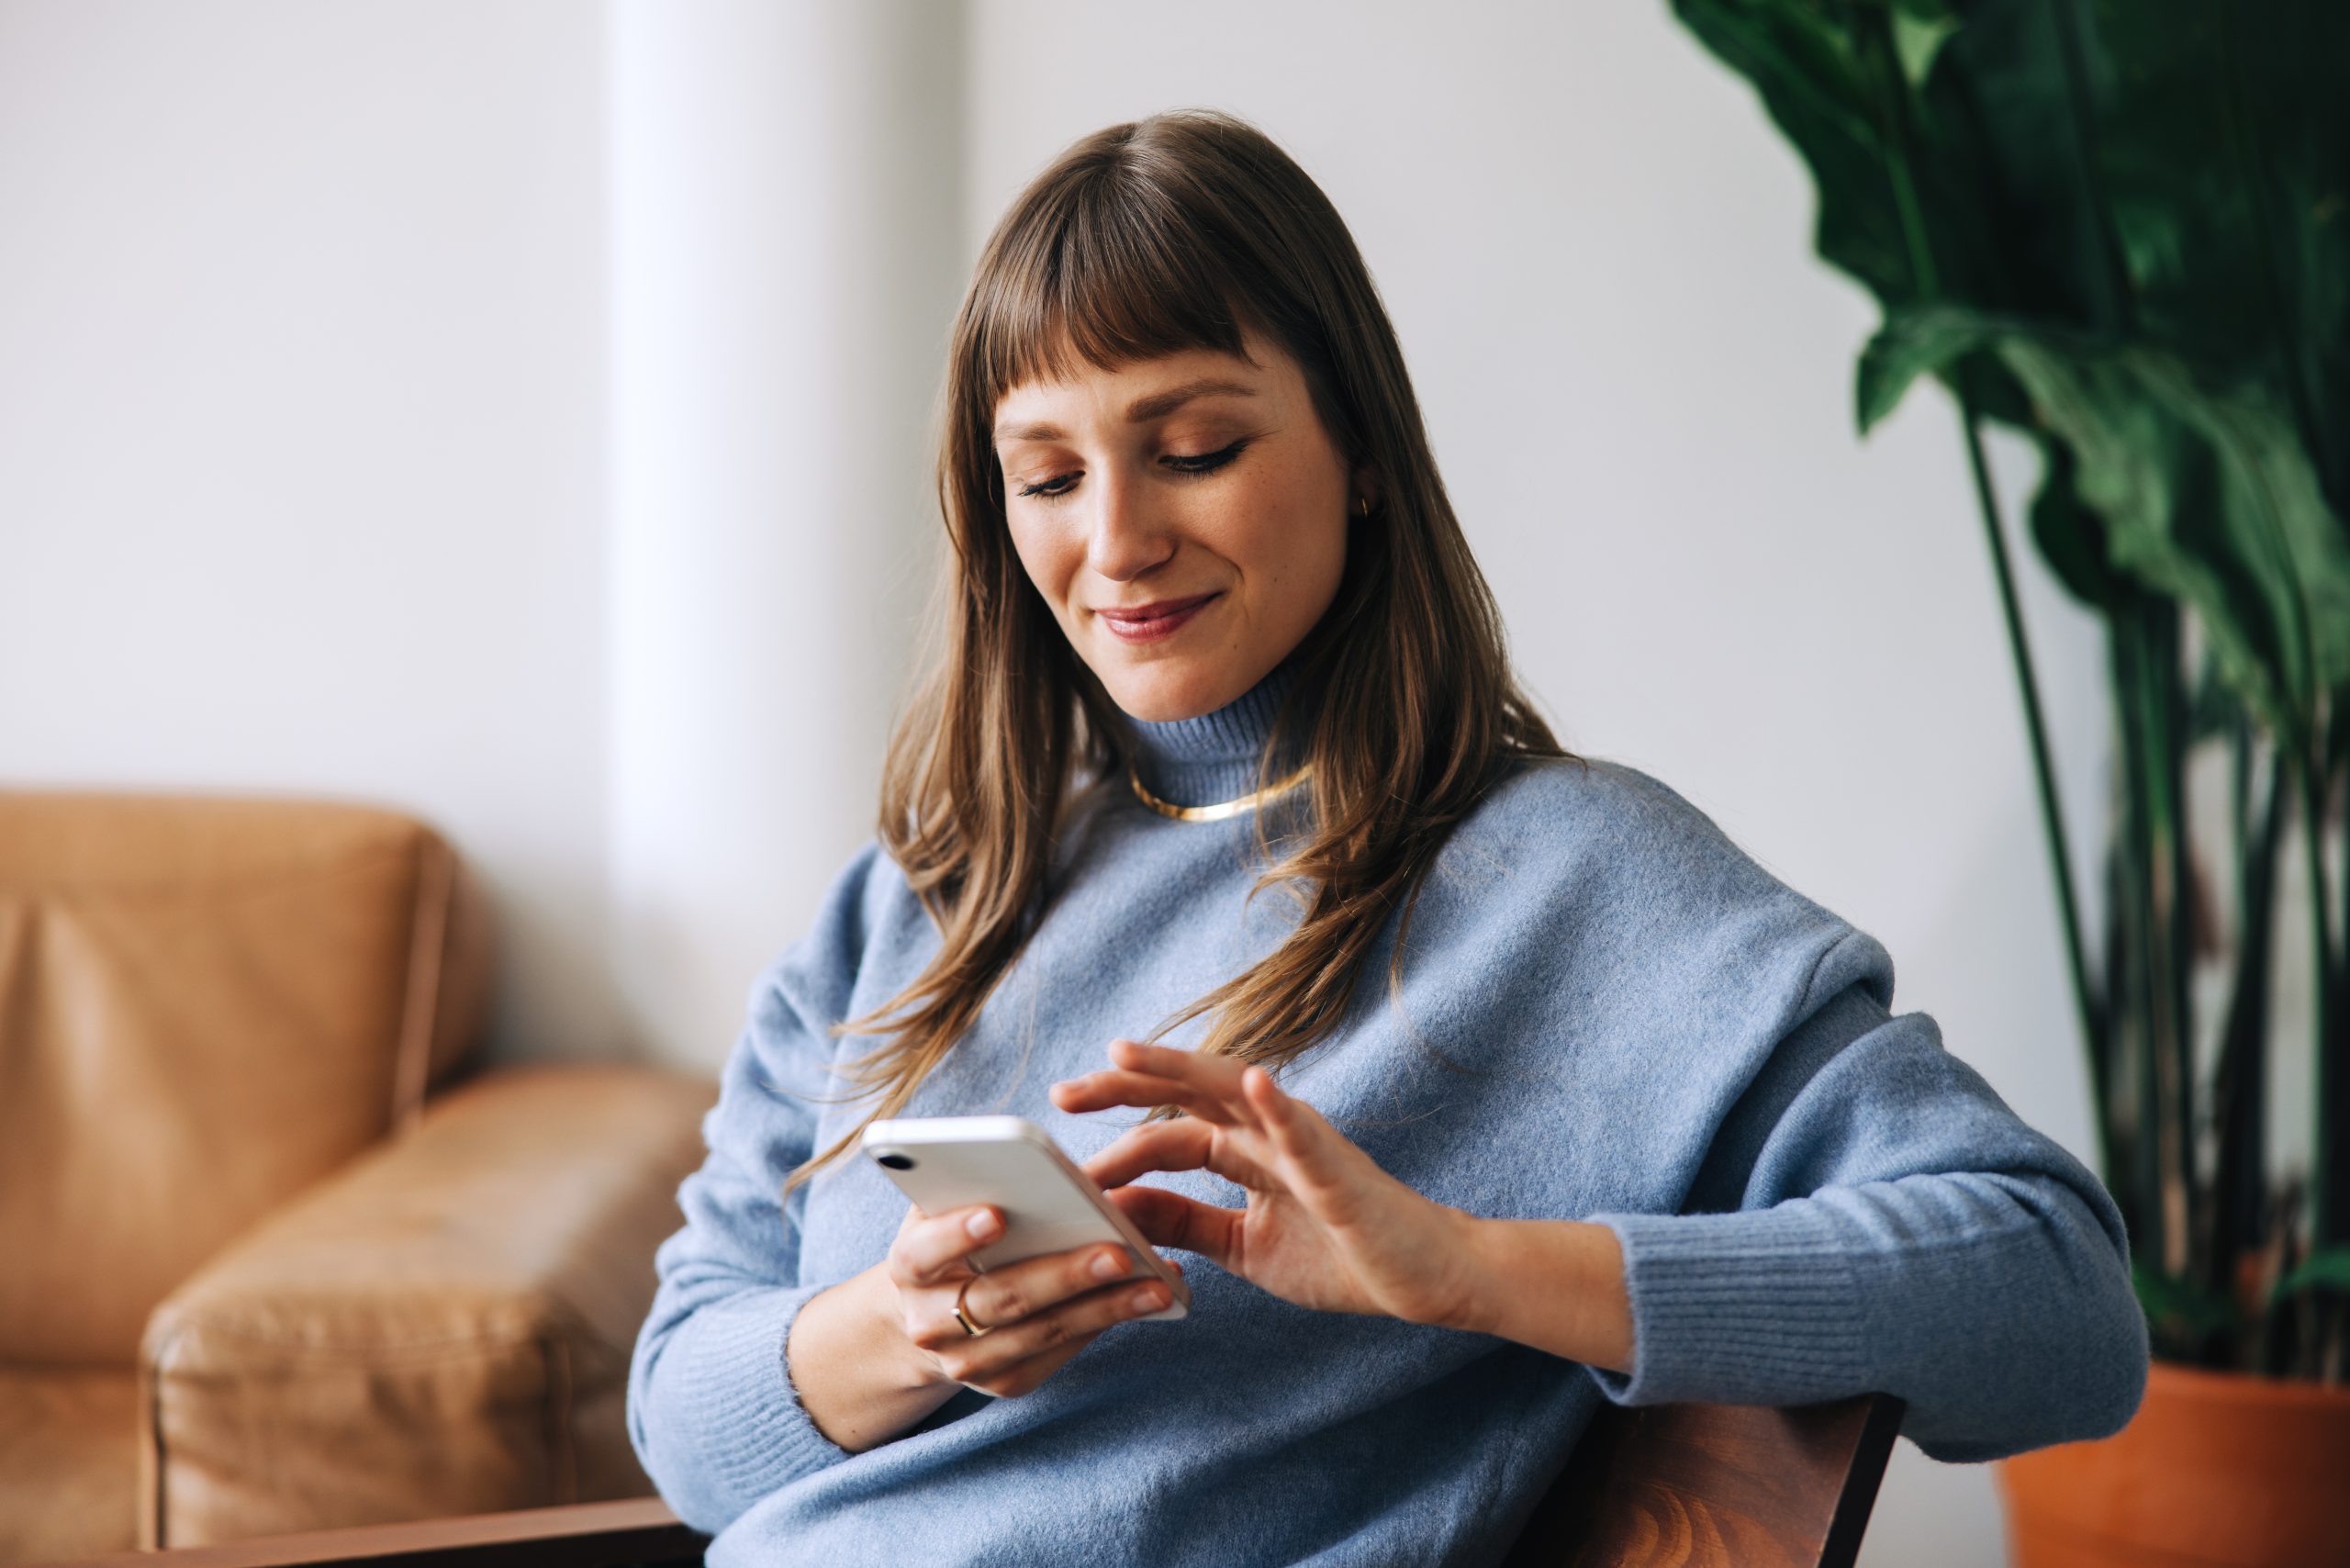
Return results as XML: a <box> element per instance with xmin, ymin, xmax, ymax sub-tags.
<box><xmin>1236</xmin><ymin>467</ymin><xmax>1346</xmax><ymax>597</ymax></box>
<box><xmin>1004</xmin><ymin>510</ymin><xmax>1078</xmax><ymax>604</ymax></box>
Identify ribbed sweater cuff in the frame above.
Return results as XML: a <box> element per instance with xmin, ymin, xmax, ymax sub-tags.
<box><xmin>1583</xmin><ymin>1204</ymin><xmax>1869</xmax><ymax>1407</ymax></box>
<box><xmin>671</xmin><ymin>1284</ymin><xmax>851</xmax><ymax>1500</ymax></box>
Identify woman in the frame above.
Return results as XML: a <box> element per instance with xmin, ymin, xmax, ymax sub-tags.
<box><xmin>627</xmin><ymin>110</ymin><xmax>2147</xmax><ymax>1566</ymax></box>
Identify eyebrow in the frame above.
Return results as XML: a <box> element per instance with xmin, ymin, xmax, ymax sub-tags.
<box><xmin>992</xmin><ymin>376</ymin><xmax>1259</xmax><ymax>443</ymax></box>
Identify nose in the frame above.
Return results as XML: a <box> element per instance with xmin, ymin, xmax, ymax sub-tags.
<box><xmin>1084</xmin><ymin>463</ymin><xmax>1176</xmax><ymax>583</ymax></box>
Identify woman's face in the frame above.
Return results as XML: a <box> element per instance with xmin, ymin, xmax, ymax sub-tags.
<box><xmin>992</xmin><ymin>333</ymin><xmax>1363</xmax><ymax>723</ymax></box>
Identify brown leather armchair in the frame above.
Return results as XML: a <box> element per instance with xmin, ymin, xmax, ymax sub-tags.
<box><xmin>0</xmin><ymin>793</ymin><xmax>717</xmax><ymax>1563</ymax></box>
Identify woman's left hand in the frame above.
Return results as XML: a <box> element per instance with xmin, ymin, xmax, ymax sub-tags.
<box><xmin>1049</xmin><ymin>1039</ymin><xmax>1482</xmax><ymax>1328</ymax></box>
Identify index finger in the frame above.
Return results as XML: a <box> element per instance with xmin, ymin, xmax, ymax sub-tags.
<box><xmin>1050</xmin><ymin>1067</ymin><xmax>1244</xmax><ymax>1126</ymax></box>
<box><xmin>1059</xmin><ymin>1039</ymin><xmax>1259</xmax><ymax>1125</ymax></box>
<box><xmin>1107</xmin><ymin>1038</ymin><xmax>1254</xmax><ymax>1097</ymax></box>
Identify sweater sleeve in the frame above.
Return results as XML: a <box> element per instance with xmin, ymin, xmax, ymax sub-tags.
<box><xmin>625</xmin><ymin>844</ymin><xmax>887</xmax><ymax>1532</ymax></box>
<box><xmin>1581</xmin><ymin>934</ymin><xmax>2150</xmax><ymax>1462</ymax></box>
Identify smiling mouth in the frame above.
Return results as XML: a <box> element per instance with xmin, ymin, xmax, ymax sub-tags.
<box><xmin>1096</xmin><ymin>593</ymin><xmax>1221</xmax><ymax>644</ymax></box>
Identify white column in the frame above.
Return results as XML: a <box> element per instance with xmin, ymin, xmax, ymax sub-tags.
<box><xmin>607</xmin><ymin>0</ymin><xmax>966</xmax><ymax>1069</ymax></box>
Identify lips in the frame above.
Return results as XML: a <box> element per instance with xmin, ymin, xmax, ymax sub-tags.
<box><xmin>1099</xmin><ymin>593</ymin><xmax>1217</xmax><ymax>624</ymax></box>
<box><xmin>1096</xmin><ymin>592</ymin><xmax>1220</xmax><ymax>644</ymax></box>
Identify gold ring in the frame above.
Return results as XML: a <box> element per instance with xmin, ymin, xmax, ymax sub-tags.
<box><xmin>953</xmin><ymin>1277</ymin><xmax>989</xmax><ymax>1338</ymax></box>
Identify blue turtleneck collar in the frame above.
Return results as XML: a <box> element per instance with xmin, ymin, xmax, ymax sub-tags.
<box><xmin>1117</xmin><ymin>656</ymin><xmax>1310</xmax><ymax>809</ymax></box>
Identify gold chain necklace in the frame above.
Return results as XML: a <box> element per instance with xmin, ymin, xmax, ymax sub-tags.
<box><xmin>1127</xmin><ymin>764</ymin><xmax>1313</xmax><ymax>823</ymax></box>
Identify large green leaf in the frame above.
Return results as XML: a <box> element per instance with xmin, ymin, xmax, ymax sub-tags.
<box><xmin>1679</xmin><ymin>0</ymin><xmax>2350</xmax><ymax>518</ymax></box>
<box><xmin>2012</xmin><ymin>345</ymin><xmax>2350</xmax><ymax>747</ymax></box>
<box><xmin>2092</xmin><ymin>5</ymin><xmax>2350</xmax><ymax>512</ymax></box>
<box><xmin>1673</xmin><ymin>0</ymin><xmax>1914</xmax><ymax>304</ymax></box>
<box><xmin>2025</xmin><ymin>432</ymin><xmax>2124</xmax><ymax>610</ymax></box>
<box><xmin>1857</xmin><ymin>306</ymin><xmax>2350</xmax><ymax>744</ymax></box>
<box><xmin>1852</xmin><ymin>303</ymin><xmax>1995</xmax><ymax>430</ymax></box>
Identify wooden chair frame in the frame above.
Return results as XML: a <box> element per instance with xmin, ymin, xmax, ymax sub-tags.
<box><xmin>1504</xmin><ymin>1393</ymin><xmax>1906</xmax><ymax>1567</ymax></box>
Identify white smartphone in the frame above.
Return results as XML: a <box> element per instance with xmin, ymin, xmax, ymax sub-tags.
<box><xmin>861</xmin><ymin>1115</ymin><xmax>1190</xmax><ymax>1321</ymax></box>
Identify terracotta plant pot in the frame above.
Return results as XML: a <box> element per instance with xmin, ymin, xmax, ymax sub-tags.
<box><xmin>1997</xmin><ymin>1360</ymin><xmax>2350</xmax><ymax>1567</ymax></box>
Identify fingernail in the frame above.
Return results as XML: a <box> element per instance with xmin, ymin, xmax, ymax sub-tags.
<box><xmin>968</xmin><ymin>1210</ymin><xmax>1001</xmax><ymax>1240</ymax></box>
<box><xmin>1130</xmin><ymin>1285</ymin><xmax>1169</xmax><ymax>1313</ymax></box>
<box><xmin>1091</xmin><ymin>1249</ymin><xmax>1125</xmax><ymax>1282</ymax></box>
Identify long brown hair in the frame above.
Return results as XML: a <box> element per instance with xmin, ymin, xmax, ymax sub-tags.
<box><xmin>789</xmin><ymin>108</ymin><xmax>1565</xmax><ymax>1189</ymax></box>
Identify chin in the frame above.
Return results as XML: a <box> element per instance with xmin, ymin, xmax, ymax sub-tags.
<box><xmin>1092</xmin><ymin>657</ymin><xmax>1232</xmax><ymax>723</ymax></box>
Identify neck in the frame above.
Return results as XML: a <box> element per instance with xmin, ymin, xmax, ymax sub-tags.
<box><xmin>1119</xmin><ymin>657</ymin><xmax>1311</xmax><ymax>809</ymax></box>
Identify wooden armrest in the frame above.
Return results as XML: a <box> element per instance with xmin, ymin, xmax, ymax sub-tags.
<box><xmin>1502</xmin><ymin>1393</ymin><xmax>1906</xmax><ymax>1568</ymax></box>
<box><xmin>26</xmin><ymin>1500</ymin><xmax>708</xmax><ymax>1568</ymax></box>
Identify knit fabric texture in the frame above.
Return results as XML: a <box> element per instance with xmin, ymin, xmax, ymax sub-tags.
<box><xmin>626</xmin><ymin>663</ymin><xmax>2150</xmax><ymax>1567</ymax></box>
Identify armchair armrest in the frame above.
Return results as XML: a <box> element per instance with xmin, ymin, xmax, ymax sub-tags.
<box><xmin>139</xmin><ymin>1065</ymin><xmax>717</xmax><ymax>1550</ymax></box>
<box><xmin>37</xmin><ymin>1499</ymin><xmax>708</xmax><ymax>1568</ymax></box>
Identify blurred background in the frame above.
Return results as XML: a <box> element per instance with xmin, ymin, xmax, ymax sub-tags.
<box><xmin>0</xmin><ymin>2</ymin><xmax>2146</xmax><ymax>1562</ymax></box>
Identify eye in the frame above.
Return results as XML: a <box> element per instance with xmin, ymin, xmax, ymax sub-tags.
<box><xmin>1163</xmin><ymin>439</ymin><xmax>1249</xmax><ymax>476</ymax></box>
<box><xmin>1008</xmin><ymin>438</ymin><xmax>1248</xmax><ymax>502</ymax></box>
<box><xmin>1015</xmin><ymin>470</ymin><xmax>1080</xmax><ymax>500</ymax></box>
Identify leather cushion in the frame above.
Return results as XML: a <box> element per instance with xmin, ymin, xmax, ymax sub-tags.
<box><xmin>0</xmin><ymin>792</ymin><xmax>491</xmax><ymax>1364</ymax></box>
<box><xmin>140</xmin><ymin>1065</ymin><xmax>715</xmax><ymax>1546</ymax></box>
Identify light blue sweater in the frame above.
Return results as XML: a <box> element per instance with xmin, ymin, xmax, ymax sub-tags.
<box><xmin>626</xmin><ymin>666</ymin><xmax>2149</xmax><ymax>1566</ymax></box>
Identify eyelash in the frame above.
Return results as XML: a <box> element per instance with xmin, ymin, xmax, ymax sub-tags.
<box><xmin>1014</xmin><ymin>439</ymin><xmax>1250</xmax><ymax>501</ymax></box>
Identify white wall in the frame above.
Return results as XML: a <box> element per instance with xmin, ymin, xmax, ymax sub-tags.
<box><xmin>0</xmin><ymin>0</ymin><xmax>625</xmax><ymax>1061</ymax></box>
<box><xmin>0</xmin><ymin>3</ymin><xmax>2114</xmax><ymax>1560</ymax></box>
<box><xmin>0</xmin><ymin>0</ymin><xmax>966</xmax><ymax>1066</ymax></box>
<box><xmin>962</xmin><ymin>4</ymin><xmax>2109</xmax><ymax>1563</ymax></box>
<box><xmin>605</xmin><ymin>0</ymin><xmax>963</xmax><ymax>1063</ymax></box>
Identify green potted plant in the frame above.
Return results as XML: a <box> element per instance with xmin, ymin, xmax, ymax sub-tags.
<box><xmin>1664</xmin><ymin>1</ymin><xmax>2349</xmax><ymax>1561</ymax></box>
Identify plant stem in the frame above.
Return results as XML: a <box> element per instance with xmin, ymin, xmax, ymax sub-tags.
<box><xmin>2121</xmin><ymin>602</ymin><xmax>2193</xmax><ymax>1277</ymax></box>
<box><xmin>1960</xmin><ymin>394</ymin><xmax>2105</xmax><ymax>1122</ymax></box>
<box><xmin>2150</xmin><ymin>605</ymin><xmax>2197</xmax><ymax>1277</ymax></box>
<box><xmin>2322</xmin><ymin>733</ymin><xmax>2348</xmax><ymax>1382</ymax></box>
<box><xmin>1853</xmin><ymin>5</ymin><xmax>2105</xmax><ymax>1093</ymax></box>
<box><xmin>2204</xmin><ymin>736</ymin><xmax>2285</xmax><ymax>1318</ymax></box>
<box><xmin>2308</xmin><ymin>748</ymin><xmax>2344</xmax><ymax>1249</ymax></box>
<box><xmin>2114</xmin><ymin>615</ymin><xmax>2168</xmax><ymax>1273</ymax></box>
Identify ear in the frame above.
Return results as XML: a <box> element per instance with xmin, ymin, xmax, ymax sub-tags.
<box><xmin>1350</xmin><ymin>465</ymin><xmax>1382</xmax><ymax>518</ymax></box>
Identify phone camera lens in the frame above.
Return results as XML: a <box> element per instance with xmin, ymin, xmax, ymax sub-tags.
<box><xmin>876</xmin><ymin>1152</ymin><xmax>915</xmax><ymax>1171</ymax></box>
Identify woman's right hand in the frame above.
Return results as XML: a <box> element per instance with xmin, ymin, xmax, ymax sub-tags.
<box><xmin>880</xmin><ymin>1202</ymin><xmax>1179</xmax><ymax>1399</ymax></box>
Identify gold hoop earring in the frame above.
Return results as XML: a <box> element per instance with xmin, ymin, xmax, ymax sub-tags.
<box><xmin>1356</xmin><ymin>496</ymin><xmax>1371</xmax><ymax>518</ymax></box>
